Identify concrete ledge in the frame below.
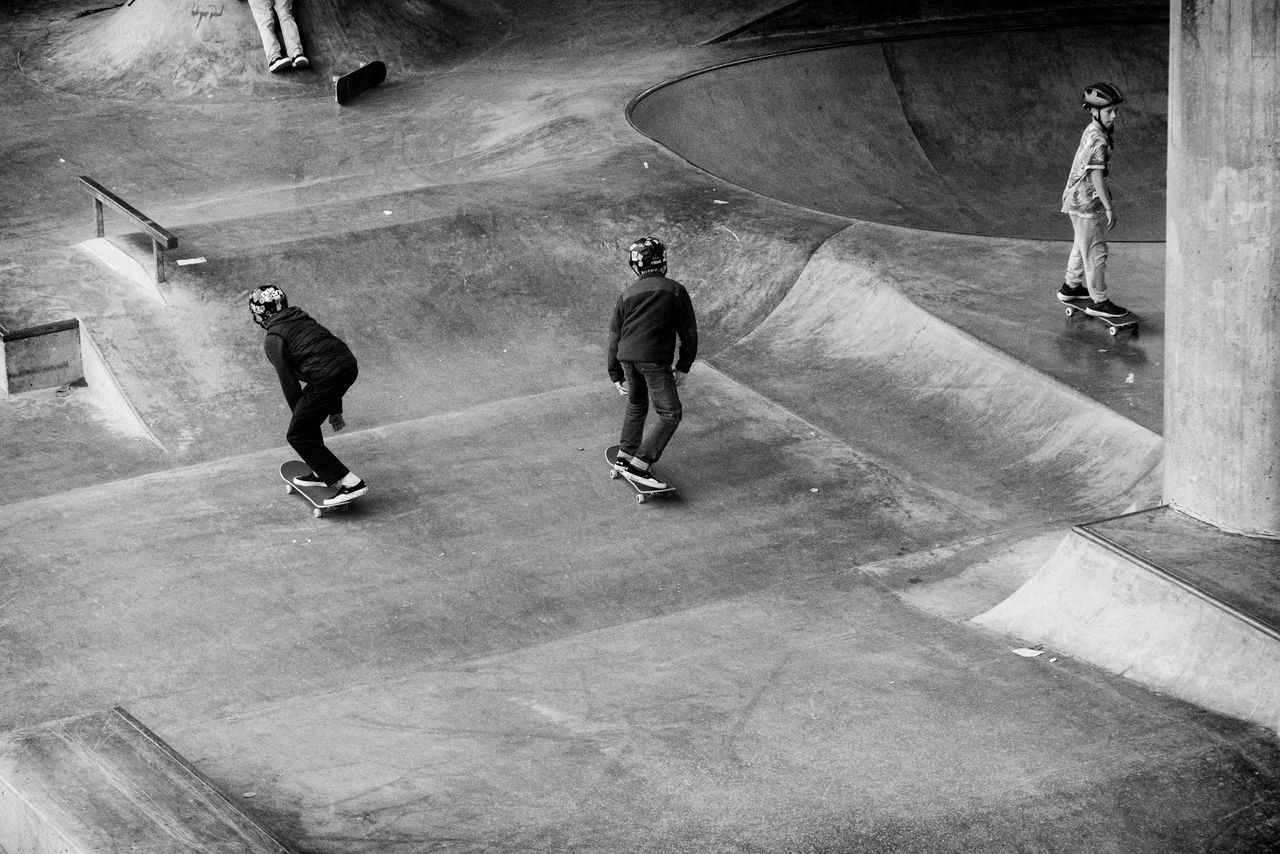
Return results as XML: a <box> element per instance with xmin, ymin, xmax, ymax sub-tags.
<box><xmin>974</xmin><ymin>521</ymin><xmax>1280</xmax><ymax>734</ymax></box>
<box><xmin>2</xmin><ymin>320</ymin><xmax>83</xmax><ymax>394</ymax></box>
<box><xmin>0</xmin><ymin>707</ymin><xmax>296</xmax><ymax>854</ymax></box>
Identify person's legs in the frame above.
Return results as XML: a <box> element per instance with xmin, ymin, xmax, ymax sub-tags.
<box><xmin>287</xmin><ymin>395</ymin><xmax>347</xmax><ymax>485</ymax></box>
<box><xmin>1064</xmin><ymin>216</ymin><xmax>1086</xmax><ymax>289</ymax></box>
<box><xmin>272</xmin><ymin>0</ymin><xmax>306</xmax><ymax>61</ymax></box>
<box><xmin>286</xmin><ymin>368</ymin><xmax>357</xmax><ymax>486</ymax></box>
<box><xmin>619</xmin><ymin>362</ymin><xmax>649</xmax><ymax>460</ymax></box>
<box><xmin>633</xmin><ymin>363</ymin><xmax>681</xmax><ymax>466</ymax></box>
<box><xmin>1072</xmin><ymin>213</ymin><xmax>1109</xmax><ymax>303</ymax></box>
<box><xmin>246</xmin><ymin>0</ymin><xmax>284</xmax><ymax>61</ymax></box>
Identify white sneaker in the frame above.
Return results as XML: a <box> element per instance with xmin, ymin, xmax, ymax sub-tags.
<box><xmin>323</xmin><ymin>480</ymin><xmax>368</xmax><ymax>506</ymax></box>
<box><xmin>621</xmin><ymin>463</ymin><xmax>667</xmax><ymax>490</ymax></box>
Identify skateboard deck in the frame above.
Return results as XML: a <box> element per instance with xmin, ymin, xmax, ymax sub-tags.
<box><xmin>335</xmin><ymin>60</ymin><xmax>386</xmax><ymax>105</ymax></box>
<box><xmin>1060</xmin><ymin>296</ymin><xmax>1141</xmax><ymax>336</ymax></box>
<box><xmin>280</xmin><ymin>460</ymin><xmax>354</xmax><ymax>517</ymax></box>
<box><xmin>606</xmin><ymin>444</ymin><xmax>676</xmax><ymax>504</ymax></box>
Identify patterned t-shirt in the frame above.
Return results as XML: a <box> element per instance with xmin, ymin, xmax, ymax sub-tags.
<box><xmin>1061</xmin><ymin>123</ymin><xmax>1112</xmax><ymax>217</ymax></box>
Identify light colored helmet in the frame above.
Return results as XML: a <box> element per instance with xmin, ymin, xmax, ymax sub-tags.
<box><xmin>1082</xmin><ymin>82</ymin><xmax>1125</xmax><ymax>110</ymax></box>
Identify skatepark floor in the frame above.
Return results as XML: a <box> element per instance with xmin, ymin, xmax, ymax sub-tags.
<box><xmin>2</xmin><ymin>1</ymin><xmax>1279</xmax><ymax>851</ymax></box>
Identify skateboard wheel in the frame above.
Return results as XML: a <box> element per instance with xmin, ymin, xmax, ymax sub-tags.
<box><xmin>1064</xmin><ymin>307</ymin><xmax>1076</xmax><ymax>316</ymax></box>
<box><xmin>636</xmin><ymin>494</ymin><xmax>646</xmax><ymax>504</ymax></box>
<box><xmin>1108</xmin><ymin>326</ymin><xmax>1118</xmax><ymax>337</ymax></box>
<box><xmin>312</xmin><ymin>507</ymin><xmax>323</xmax><ymax>518</ymax></box>
<box><xmin>610</xmin><ymin>470</ymin><xmax>620</xmax><ymax>480</ymax></box>
<box><xmin>285</xmin><ymin>484</ymin><xmax>295</xmax><ymax>495</ymax></box>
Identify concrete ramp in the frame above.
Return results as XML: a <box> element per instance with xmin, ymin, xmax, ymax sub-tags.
<box><xmin>975</xmin><ymin>518</ymin><xmax>1280</xmax><ymax>735</ymax></box>
<box><xmin>630</xmin><ymin>24</ymin><xmax>1168</xmax><ymax>239</ymax></box>
<box><xmin>711</xmin><ymin>225</ymin><xmax>1163</xmax><ymax>525</ymax></box>
<box><xmin>0</xmin><ymin>707</ymin><xmax>295</xmax><ymax>854</ymax></box>
<box><xmin>22</xmin><ymin>0</ymin><xmax>498</xmax><ymax>99</ymax></box>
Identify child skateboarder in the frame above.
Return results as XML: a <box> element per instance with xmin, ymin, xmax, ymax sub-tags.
<box><xmin>1058</xmin><ymin>81</ymin><xmax>1129</xmax><ymax>319</ymax></box>
<box><xmin>250</xmin><ymin>286</ymin><xmax>367</xmax><ymax>506</ymax></box>
<box><xmin>606</xmin><ymin>237</ymin><xmax>698</xmax><ymax>490</ymax></box>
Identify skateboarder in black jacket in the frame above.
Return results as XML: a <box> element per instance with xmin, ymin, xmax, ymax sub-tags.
<box><xmin>606</xmin><ymin>237</ymin><xmax>698</xmax><ymax>489</ymax></box>
<box><xmin>250</xmin><ymin>286</ymin><xmax>367</xmax><ymax>505</ymax></box>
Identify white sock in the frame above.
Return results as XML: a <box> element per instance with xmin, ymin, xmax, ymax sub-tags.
<box><xmin>341</xmin><ymin>472</ymin><xmax>362</xmax><ymax>488</ymax></box>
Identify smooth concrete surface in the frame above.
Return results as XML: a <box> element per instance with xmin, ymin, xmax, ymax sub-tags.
<box><xmin>1</xmin><ymin>320</ymin><xmax>82</xmax><ymax>394</ymax></box>
<box><xmin>975</xmin><ymin>521</ymin><xmax>1280</xmax><ymax>734</ymax></box>
<box><xmin>1084</xmin><ymin>505</ymin><xmax>1280</xmax><ymax>634</ymax></box>
<box><xmin>78</xmin><ymin>238</ymin><xmax>167</xmax><ymax>304</ymax></box>
<box><xmin>0</xmin><ymin>707</ymin><xmax>297</xmax><ymax>854</ymax></box>
<box><xmin>22</xmin><ymin>0</ymin><xmax>499</xmax><ymax>100</ymax></box>
<box><xmin>2</xmin><ymin>1</ymin><xmax>1279</xmax><ymax>852</ymax></box>
<box><xmin>1164</xmin><ymin>0</ymin><xmax>1280</xmax><ymax>537</ymax></box>
<box><xmin>630</xmin><ymin>24</ymin><xmax>1169</xmax><ymax>240</ymax></box>
<box><xmin>709</xmin><ymin>226</ymin><xmax>1164</xmax><ymax>523</ymax></box>
<box><xmin>77</xmin><ymin>318</ymin><xmax>166</xmax><ymax>449</ymax></box>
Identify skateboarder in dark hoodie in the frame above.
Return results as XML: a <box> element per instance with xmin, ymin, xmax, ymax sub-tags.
<box><xmin>606</xmin><ymin>237</ymin><xmax>698</xmax><ymax>490</ymax></box>
<box><xmin>250</xmin><ymin>286</ymin><xmax>367</xmax><ymax>505</ymax></box>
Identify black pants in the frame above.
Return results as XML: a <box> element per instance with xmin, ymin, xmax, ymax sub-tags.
<box><xmin>287</xmin><ymin>364</ymin><xmax>358</xmax><ymax>485</ymax></box>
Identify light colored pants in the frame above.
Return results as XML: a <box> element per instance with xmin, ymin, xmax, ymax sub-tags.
<box><xmin>1065</xmin><ymin>212</ymin><xmax>1108</xmax><ymax>302</ymax></box>
<box><xmin>247</xmin><ymin>0</ymin><xmax>303</xmax><ymax>61</ymax></box>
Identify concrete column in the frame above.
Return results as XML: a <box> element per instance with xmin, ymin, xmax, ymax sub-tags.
<box><xmin>1165</xmin><ymin>0</ymin><xmax>1280</xmax><ymax>538</ymax></box>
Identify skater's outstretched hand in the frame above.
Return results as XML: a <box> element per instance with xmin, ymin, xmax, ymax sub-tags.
<box><xmin>329</xmin><ymin>413</ymin><xmax>346</xmax><ymax>432</ymax></box>
<box><xmin>614</xmin><ymin>381</ymin><xmax>628</xmax><ymax>396</ymax></box>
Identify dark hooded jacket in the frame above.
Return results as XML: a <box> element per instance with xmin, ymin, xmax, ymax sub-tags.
<box><xmin>263</xmin><ymin>307</ymin><xmax>356</xmax><ymax>411</ymax></box>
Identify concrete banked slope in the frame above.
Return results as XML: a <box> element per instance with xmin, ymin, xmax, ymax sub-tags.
<box><xmin>21</xmin><ymin>0</ymin><xmax>501</xmax><ymax>99</ymax></box>
<box><xmin>630</xmin><ymin>24</ymin><xmax>1167</xmax><ymax>240</ymax></box>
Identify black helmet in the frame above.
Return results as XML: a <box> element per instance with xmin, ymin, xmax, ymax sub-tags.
<box><xmin>1082</xmin><ymin>82</ymin><xmax>1125</xmax><ymax>110</ymax></box>
<box><xmin>249</xmin><ymin>285</ymin><xmax>288</xmax><ymax>327</ymax></box>
<box><xmin>628</xmin><ymin>236</ymin><xmax>667</xmax><ymax>276</ymax></box>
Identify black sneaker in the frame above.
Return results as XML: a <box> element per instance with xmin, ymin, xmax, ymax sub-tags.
<box><xmin>268</xmin><ymin>55</ymin><xmax>291</xmax><ymax>73</ymax></box>
<box><xmin>1057</xmin><ymin>282</ymin><xmax>1090</xmax><ymax>303</ymax></box>
<box><xmin>621</xmin><ymin>462</ymin><xmax>668</xmax><ymax>490</ymax></box>
<box><xmin>1085</xmin><ymin>298</ymin><xmax>1128</xmax><ymax>318</ymax></box>
<box><xmin>292</xmin><ymin>471</ymin><xmax>328</xmax><ymax>488</ymax></box>
<box><xmin>323</xmin><ymin>480</ymin><xmax>368</xmax><ymax>506</ymax></box>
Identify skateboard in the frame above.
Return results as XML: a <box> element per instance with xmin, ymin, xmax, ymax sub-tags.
<box><xmin>335</xmin><ymin>60</ymin><xmax>386</xmax><ymax>105</ymax></box>
<box><xmin>1060</xmin><ymin>296</ymin><xmax>1141</xmax><ymax>337</ymax></box>
<box><xmin>280</xmin><ymin>460</ymin><xmax>355</xmax><ymax>517</ymax></box>
<box><xmin>606</xmin><ymin>444</ymin><xmax>676</xmax><ymax>504</ymax></box>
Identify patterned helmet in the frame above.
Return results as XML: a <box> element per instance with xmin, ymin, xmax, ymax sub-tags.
<box><xmin>1082</xmin><ymin>82</ymin><xmax>1125</xmax><ymax>110</ymax></box>
<box><xmin>628</xmin><ymin>237</ymin><xmax>667</xmax><ymax>276</ymax></box>
<box><xmin>249</xmin><ymin>285</ymin><xmax>288</xmax><ymax>327</ymax></box>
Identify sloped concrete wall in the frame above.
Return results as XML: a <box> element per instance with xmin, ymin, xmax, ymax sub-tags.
<box><xmin>974</xmin><ymin>530</ymin><xmax>1280</xmax><ymax>734</ymax></box>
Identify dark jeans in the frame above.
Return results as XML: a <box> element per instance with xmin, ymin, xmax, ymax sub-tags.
<box><xmin>620</xmin><ymin>361</ymin><xmax>682</xmax><ymax>465</ymax></box>
<box><xmin>287</xmin><ymin>364</ymin><xmax>358</xmax><ymax>485</ymax></box>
